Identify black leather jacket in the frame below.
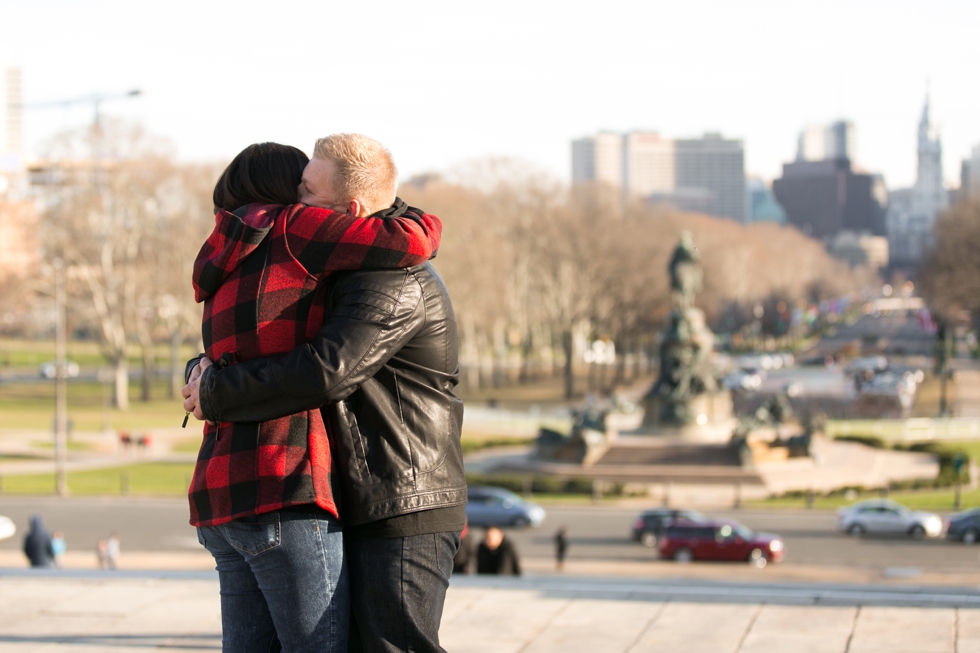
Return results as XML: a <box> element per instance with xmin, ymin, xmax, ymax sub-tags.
<box><xmin>197</xmin><ymin>262</ymin><xmax>466</xmax><ymax>526</ymax></box>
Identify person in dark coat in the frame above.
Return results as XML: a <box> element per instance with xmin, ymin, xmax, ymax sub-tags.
<box><xmin>555</xmin><ymin>526</ymin><xmax>568</xmax><ymax>571</ymax></box>
<box><xmin>23</xmin><ymin>515</ymin><xmax>54</xmax><ymax>568</ymax></box>
<box><xmin>477</xmin><ymin>526</ymin><xmax>521</xmax><ymax>576</ymax></box>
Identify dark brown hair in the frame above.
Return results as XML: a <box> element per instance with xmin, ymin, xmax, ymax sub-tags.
<box><xmin>212</xmin><ymin>142</ymin><xmax>309</xmax><ymax>212</ymax></box>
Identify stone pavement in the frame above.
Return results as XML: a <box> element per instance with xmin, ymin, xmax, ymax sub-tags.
<box><xmin>2</xmin><ymin>570</ymin><xmax>980</xmax><ymax>652</ymax></box>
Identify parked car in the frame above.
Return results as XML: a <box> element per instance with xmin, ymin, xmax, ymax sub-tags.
<box><xmin>466</xmin><ymin>486</ymin><xmax>545</xmax><ymax>528</ymax></box>
<box><xmin>0</xmin><ymin>515</ymin><xmax>15</xmax><ymax>541</ymax></box>
<box><xmin>658</xmin><ymin>520</ymin><xmax>784</xmax><ymax>568</ymax></box>
<box><xmin>946</xmin><ymin>508</ymin><xmax>980</xmax><ymax>544</ymax></box>
<box><xmin>631</xmin><ymin>508</ymin><xmax>705</xmax><ymax>548</ymax></box>
<box><xmin>39</xmin><ymin>360</ymin><xmax>80</xmax><ymax>379</ymax></box>
<box><xmin>722</xmin><ymin>370</ymin><xmax>764</xmax><ymax>391</ymax></box>
<box><xmin>836</xmin><ymin>499</ymin><xmax>943</xmax><ymax>538</ymax></box>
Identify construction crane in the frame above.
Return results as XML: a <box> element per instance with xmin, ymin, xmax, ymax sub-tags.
<box><xmin>18</xmin><ymin>88</ymin><xmax>143</xmax><ymax>126</ymax></box>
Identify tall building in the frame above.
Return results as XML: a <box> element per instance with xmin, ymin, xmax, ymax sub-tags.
<box><xmin>886</xmin><ymin>96</ymin><xmax>948</xmax><ymax>267</ymax></box>
<box><xmin>748</xmin><ymin>178</ymin><xmax>786</xmax><ymax>223</ymax></box>
<box><xmin>674</xmin><ymin>133</ymin><xmax>746</xmax><ymax>221</ymax></box>
<box><xmin>960</xmin><ymin>144</ymin><xmax>980</xmax><ymax>199</ymax></box>
<box><xmin>571</xmin><ymin>130</ymin><xmax>746</xmax><ymax>221</ymax></box>
<box><xmin>623</xmin><ymin>131</ymin><xmax>674</xmax><ymax>196</ymax></box>
<box><xmin>3</xmin><ymin>67</ymin><xmax>22</xmax><ymax>156</ymax></box>
<box><xmin>797</xmin><ymin>120</ymin><xmax>856</xmax><ymax>163</ymax></box>
<box><xmin>772</xmin><ymin>158</ymin><xmax>887</xmax><ymax>238</ymax></box>
<box><xmin>0</xmin><ymin>66</ymin><xmax>37</xmax><ymax>280</ymax></box>
<box><xmin>571</xmin><ymin>132</ymin><xmax>622</xmax><ymax>187</ymax></box>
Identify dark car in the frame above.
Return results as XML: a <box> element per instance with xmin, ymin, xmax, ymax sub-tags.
<box><xmin>466</xmin><ymin>486</ymin><xmax>546</xmax><ymax>528</ymax></box>
<box><xmin>631</xmin><ymin>508</ymin><xmax>705</xmax><ymax>548</ymax></box>
<box><xmin>946</xmin><ymin>508</ymin><xmax>980</xmax><ymax>544</ymax></box>
<box><xmin>658</xmin><ymin>520</ymin><xmax>784</xmax><ymax>568</ymax></box>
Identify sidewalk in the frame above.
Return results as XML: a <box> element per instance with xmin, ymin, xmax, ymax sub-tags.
<box><xmin>2</xmin><ymin>570</ymin><xmax>979</xmax><ymax>652</ymax></box>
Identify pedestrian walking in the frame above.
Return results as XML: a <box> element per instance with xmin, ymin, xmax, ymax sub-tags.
<box><xmin>106</xmin><ymin>533</ymin><xmax>120</xmax><ymax>570</ymax></box>
<box><xmin>96</xmin><ymin>539</ymin><xmax>109</xmax><ymax>569</ymax></box>
<box><xmin>51</xmin><ymin>531</ymin><xmax>66</xmax><ymax>568</ymax></box>
<box><xmin>22</xmin><ymin>515</ymin><xmax>54</xmax><ymax>568</ymax></box>
<box><xmin>555</xmin><ymin>526</ymin><xmax>568</xmax><ymax>571</ymax></box>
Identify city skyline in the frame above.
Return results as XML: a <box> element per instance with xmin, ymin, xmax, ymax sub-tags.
<box><xmin>1</xmin><ymin>0</ymin><xmax>978</xmax><ymax>189</ymax></box>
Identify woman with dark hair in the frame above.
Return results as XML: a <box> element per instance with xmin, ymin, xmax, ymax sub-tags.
<box><xmin>188</xmin><ymin>142</ymin><xmax>441</xmax><ymax>653</ymax></box>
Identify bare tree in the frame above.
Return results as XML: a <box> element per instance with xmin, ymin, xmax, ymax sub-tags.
<box><xmin>404</xmin><ymin>158</ymin><xmax>870</xmax><ymax>397</ymax></box>
<box><xmin>919</xmin><ymin>199</ymin><xmax>980</xmax><ymax>323</ymax></box>
<box><xmin>37</xmin><ymin>121</ymin><xmax>182</xmax><ymax>409</ymax></box>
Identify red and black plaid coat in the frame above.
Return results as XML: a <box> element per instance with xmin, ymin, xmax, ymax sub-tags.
<box><xmin>188</xmin><ymin>200</ymin><xmax>441</xmax><ymax>527</ymax></box>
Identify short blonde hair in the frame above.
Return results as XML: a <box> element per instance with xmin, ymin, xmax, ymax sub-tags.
<box><xmin>313</xmin><ymin>133</ymin><xmax>397</xmax><ymax>213</ymax></box>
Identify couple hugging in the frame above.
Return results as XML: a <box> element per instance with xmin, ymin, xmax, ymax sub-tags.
<box><xmin>181</xmin><ymin>134</ymin><xmax>465</xmax><ymax>653</ymax></box>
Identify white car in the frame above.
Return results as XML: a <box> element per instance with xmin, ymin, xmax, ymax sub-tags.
<box><xmin>0</xmin><ymin>516</ymin><xmax>15</xmax><ymax>541</ymax></box>
<box><xmin>836</xmin><ymin>499</ymin><xmax>942</xmax><ymax>538</ymax></box>
<box><xmin>722</xmin><ymin>370</ymin><xmax>764</xmax><ymax>391</ymax></box>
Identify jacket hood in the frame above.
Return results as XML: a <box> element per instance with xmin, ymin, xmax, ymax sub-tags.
<box><xmin>193</xmin><ymin>204</ymin><xmax>279</xmax><ymax>302</ymax></box>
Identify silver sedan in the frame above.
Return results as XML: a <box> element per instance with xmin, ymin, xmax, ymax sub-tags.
<box><xmin>836</xmin><ymin>499</ymin><xmax>943</xmax><ymax>538</ymax></box>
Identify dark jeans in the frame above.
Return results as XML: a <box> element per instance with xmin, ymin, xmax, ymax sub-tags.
<box><xmin>347</xmin><ymin>531</ymin><xmax>460</xmax><ymax>653</ymax></box>
<box><xmin>198</xmin><ymin>511</ymin><xmax>349</xmax><ymax>653</ymax></box>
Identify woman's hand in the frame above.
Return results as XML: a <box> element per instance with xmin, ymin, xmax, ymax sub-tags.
<box><xmin>182</xmin><ymin>358</ymin><xmax>215</xmax><ymax>424</ymax></box>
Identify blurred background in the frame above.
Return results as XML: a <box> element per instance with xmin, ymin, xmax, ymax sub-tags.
<box><xmin>2</xmin><ymin>0</ymin><xmax>980</xmax><ymax>584</ymax></box>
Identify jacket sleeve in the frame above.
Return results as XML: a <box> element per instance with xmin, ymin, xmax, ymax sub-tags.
<box><xmin>289</xmin><ymin>206</ymin><xmax>442</xmax><ymax>277</ymax></box>
<box><xmin>198</xmin><ymin>269</ymin><xmax>423</xmax><ymax>423</ymax></box>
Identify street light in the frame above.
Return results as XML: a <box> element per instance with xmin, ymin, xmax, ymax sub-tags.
<box><xmin>52</xmin><ymin>258</ymin><xmax>68</xmax><ymax>497</ymax></box>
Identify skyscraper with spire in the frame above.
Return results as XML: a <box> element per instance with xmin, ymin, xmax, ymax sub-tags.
<box><xmin>886</xmin><ymin>95</ymin><xmax>949</xmax><ymax>267</ymax></box>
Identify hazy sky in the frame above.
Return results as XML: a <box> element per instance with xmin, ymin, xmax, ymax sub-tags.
<box><xmin>2</xmin><ymin>0</ymin><xmax>977</xmax><ymax>188</ymax></box>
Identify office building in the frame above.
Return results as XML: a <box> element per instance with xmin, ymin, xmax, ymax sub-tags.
<box><xmin>674</xmin><ymin>133</ymin><xmax>746</xmax><ymax>221</ymax></box>
<box><xmin>623</xmin><ymin>131</ymin><xmax>674</xmax><ymax>196</ymax></box>
<box><xmin>797</xmin><ymin>120</ymin><xmax>856</xmax><ymax>163</ymax></box>
<box><xmin>571</xmin><ymin>131</ymin><xmax>746</xmax><ymax>221</ymax></box>
<box><xmin>772</xmin><ymin>158</ymin><xmax>886</xmax><ymax>239</ymax></box>
<box><xmin>0</xmin><ymin>199</ymin><xmax>38</xmax><ymax>279</ymax></box>
<box><xmin>748</xmin><ymin>179</ymin><xmax>786</xmax><ymax>223</ymax></box>
<box><xmin>960</xmin><ymin>144</ymin><xmax>980</xmax><ymax>199</ymax></box>
<box><xmin>571</xmin><ymin>132</ymin><xmax>623</xmax><ymax>187</ymax></box>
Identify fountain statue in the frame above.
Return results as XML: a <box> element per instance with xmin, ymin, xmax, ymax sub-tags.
<box><xmin>639</xmin><ymin>232</ymin><xmax>734</xmax><ymax>439</ymax></box>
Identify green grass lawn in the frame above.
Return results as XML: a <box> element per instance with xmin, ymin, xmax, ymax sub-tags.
<box><xmin>0</xmin><ymin>379</ymin><xmax>187</xmax><ymax>430</ymax></box>
<box><xmin>0</xmin><ymin>338</ymin><xmax>200</xmax><ymax>371</ymax></box>
<box><xmin>748</xmin><ymin>486</ymin><xmax>980</xmax><ymax>512</ymax></box>
<box><xmin>0</xmin><ymin>337</ymin><xmax>197</xmax><ymax>430</ymax></box>
<box><xmin>33</xmin><ymin>440</ymin><xmax>94</xmax><ymax>452</ymax></box>
<box><xmin>0</xmin><ymin>462</ymin><xmax>194</xmax><ymax>496</ymax></box>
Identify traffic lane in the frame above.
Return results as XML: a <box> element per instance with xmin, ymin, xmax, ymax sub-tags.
<box><xmin>500</xmin><ymin>507</ymin><xmax>980</xmax><ymax>573</ymax></box>
<box><xmin>718</xmin><ymin>509</ymin><xmax>980</xmax><ymax>572</ymax></box>
<box><xmin>0</xmin><ymin>497</ymin><xmax>199</xmax><ymax>554</ymax></box>
<box><xmin>2</xmin><ymin>499</ymin><xmax>978</xmax><ymax>574</ymax></box>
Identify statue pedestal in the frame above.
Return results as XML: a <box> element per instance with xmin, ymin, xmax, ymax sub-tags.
<box><xmin>631</xmin><ymin>391</ymin><xmax>736</xmax><ymax>444</ymax></box>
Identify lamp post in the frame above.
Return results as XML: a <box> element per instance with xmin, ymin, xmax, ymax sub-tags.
<box><xmin>53</xmin><ymin>259</ymin><xmax>68</xmax><ymax>497</ymax></box>
<box><xmin>936</xmin><ymin>317</ymin><xmax>952</xmax><ymax>418</ymax></box>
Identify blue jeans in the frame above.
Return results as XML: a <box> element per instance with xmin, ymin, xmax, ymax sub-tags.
<box><xmin>346</xmin><ymin>531</ymin><xmax>459</xmax><ymax>653</ymax></box>
<box><xmin>198</xmin><ymin>511</ymin><xmax>349</xmax><ymax>653</ymax></box>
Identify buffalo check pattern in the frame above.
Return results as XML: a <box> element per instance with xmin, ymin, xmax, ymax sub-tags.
<box><xmin>188</xmin><ymin>200</ymin><xmax>441</xmax><ymax>527</ymax></box>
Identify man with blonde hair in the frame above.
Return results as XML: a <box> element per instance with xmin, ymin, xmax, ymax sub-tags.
<box><xmin>305</xmin><ymin>133</ymin><xmax>398</xmax><ymax>216</ymax></box>
<box><xmin>185</xmin><ymin>133</ymin><xmax>465</xmax><ymax>653</ymax></box>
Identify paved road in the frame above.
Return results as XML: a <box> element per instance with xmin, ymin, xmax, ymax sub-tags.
<box><xmin>508</xmin><ymin>506</ymin><xmax>980</xmax><ymax>575</ymax></box>
<box><xmin>808</xmin><ymin>313</ymin><xmax>937</xmax><ymax>358</ymax></box>
<box><xmin>2</xmin><ymin>498</ymin><xmax>978</xmax><ymax>576</ymax></box>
